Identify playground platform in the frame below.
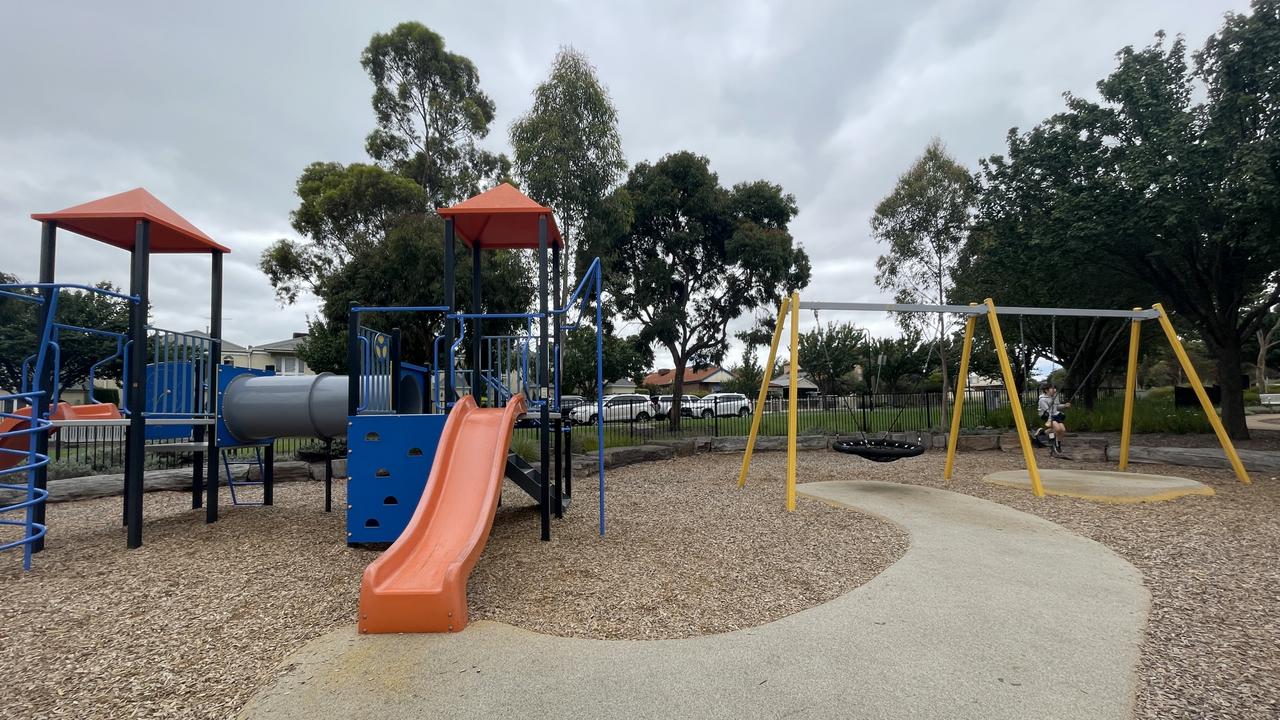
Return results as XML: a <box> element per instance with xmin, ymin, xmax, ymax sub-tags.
<box><xmin>238</xmin><ymin>481</ymin><xmax>1147</xmax><ymax>720</ymax></box>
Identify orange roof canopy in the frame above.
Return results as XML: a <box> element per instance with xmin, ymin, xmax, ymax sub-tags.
<box><xmin>32</xmin><ymin>187</ymin><xmax>228</xmax><ymax>254</ymax></box>
<box><xmin>437</xmin><ymin>183</ymin><xmax>563</xmax><ymax>250</ymax></box>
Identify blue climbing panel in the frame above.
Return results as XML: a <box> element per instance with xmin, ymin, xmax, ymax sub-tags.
<box><xmin>346</xmin><ymin>413</ymin><xmax>446</xmax><ymax>544</ymax></box>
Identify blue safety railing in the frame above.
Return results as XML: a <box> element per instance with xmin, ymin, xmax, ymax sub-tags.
<box><xmin>0</xmin><ymin>391</ymin><xmax>52</xmax><ymax>571</ymax></box>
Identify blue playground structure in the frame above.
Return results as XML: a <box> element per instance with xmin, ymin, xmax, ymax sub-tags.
<box><xmin>3</xmin><ymin>184</ymin><xmax>607</xmax><ymax>570</ymax></box>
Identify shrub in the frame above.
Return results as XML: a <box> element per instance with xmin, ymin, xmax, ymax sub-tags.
<box><xmin>985</xmin><ymin>395</ymin><xmax>1212</xmax><ymax>434</ymax></box>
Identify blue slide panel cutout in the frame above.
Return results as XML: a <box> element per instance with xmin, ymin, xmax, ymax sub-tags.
<box><xmin>346</xmin><ymin>413</ymin><xmax>446</xmax><ymax>543</ymax></box>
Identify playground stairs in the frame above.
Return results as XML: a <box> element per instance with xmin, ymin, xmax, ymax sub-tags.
<box><xmin>504</xmin><ymin>451</ymin><xmax>569</xmax><ymax>510</ymax></box>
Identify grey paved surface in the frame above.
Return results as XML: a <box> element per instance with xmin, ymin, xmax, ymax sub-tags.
<box><xmin>238</xmin><ymin>481</ymin><xmax>1148</xmax><ymax>720</ymax></box>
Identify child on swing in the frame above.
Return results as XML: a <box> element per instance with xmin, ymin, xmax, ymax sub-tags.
<box><xmin>1034</xmin><ymin>382</ymin><xmax>1070</xmax><ymax>456</ymax></box>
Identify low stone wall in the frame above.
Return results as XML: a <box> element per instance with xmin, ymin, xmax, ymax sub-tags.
<box><xmin>5</xmin><ymin>460</ymin><xmax>343</xmax><ymax>505</ymax></box>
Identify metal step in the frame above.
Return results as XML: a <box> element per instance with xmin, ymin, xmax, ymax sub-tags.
<box><xmin>504</xmin><ymin>452</ymin><xmax>542</xmax><ymax>502</ymax></box>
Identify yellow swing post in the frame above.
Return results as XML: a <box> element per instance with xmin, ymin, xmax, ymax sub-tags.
<box><xmin>985</xmin><ymin>299</ymin><xmax>1044</xmax><ymax>497</ymax></box>
<box><xmin>738</xmin><ymin>295</ymin><xmax>792</xmax><ymax>488</ymax></box>
<box><xmin>786</xmin><ymin>291</ymin><xmax>800</xmax><ymax>511</ymax></box>
<box><xmin>1118</xmin><ymin>308</ymin><xmax>1142</xmax><ymax>471</ymax></box>
<box><xmin>1152</xmin><ymin>304</ymin><xmax>1250</xmax><ymax>484</ymax></box>
<box><xmin>943</xmin><ymin>306</ymin><xmax>977</xmax><ymax>481</ymax></box>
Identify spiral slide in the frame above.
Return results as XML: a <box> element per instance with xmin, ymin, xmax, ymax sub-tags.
<box><xmin>357</xmin><ymin>393</ymin><xmax>527</xmax><ymax>634</ymax></box>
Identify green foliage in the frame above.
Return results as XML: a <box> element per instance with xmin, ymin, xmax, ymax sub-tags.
<box><xmin>971</xmin><ymin>3</ymin><xmax>1280</xmax><ymax>437</ymax></box>
<box><xmin>872</xmin><ymin>138</ymin><xmax>975</xmax><ymax>414</ymax></box>
<box><xmin>798</xmin><ymin>320</ymin><xmax>865</xmax><ymax>395</ymax></box>
<box><xmin>296</xmin><ymin>218</ymin><xmax>534</xmax><ymax>373</ymax></box>
<box><xmin>510</xmin><ymin>47</ymin><xmax>626</xmax><ymax>275</ymax></box>
<box><xmin>264</xmin><ymin>23</ymin><xmax>535</xmax><ymax>373</ymax></box>
<box><xmin>723</xmin><ymin>344</ymin><xmax>765</xmax><ymax>396</ymax></box>
<box><xmin>986</xmin><ymin>395</ymin><xmax>1213</xmax><ymax>434</ymax></box>
<box><xmin>560</xmin><ymin>326</ymin><xmax>653</xmax><ymax>397</ymax></box>
<box><xmin>261</xmin><ymin>162</ymin><xmax>430</xmax><ymax>304</ymax></box>
<box><xmin>361</xmin><ymin>22</ymin><xmax>505</xmax><ymax>206</ymax></box>
<box><xmin>590</xmin><ymin>151</ymin><xmax>811</xmax><ymax>426</ymax></box>
<box><xmin>0</xmin><ymin>275</ymin><xmax>131</xmax><ymax>392</ymax></box>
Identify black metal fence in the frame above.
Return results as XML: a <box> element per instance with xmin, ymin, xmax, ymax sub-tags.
<box><xmin>47</xmin><ymin>426</ymin><xmax>318</xmax><ymax>478</ymax></box>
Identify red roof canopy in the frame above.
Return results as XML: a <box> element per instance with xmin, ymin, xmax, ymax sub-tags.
<box><xmin>437</xmin><ymin>183</ymin><xmax>563</xmax><ymax>250</ymax></box>
<box><xmin>31</xmin><ymin>187</ymin><xmax>228</xmax><ymax>254</ymax></box>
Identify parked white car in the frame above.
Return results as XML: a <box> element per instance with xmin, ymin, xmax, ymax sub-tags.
<box><xmin>689</xmin><ymin>392</ymin><xmax>752</xmax><ymax>418</ymax></box>
<box><xmin>654</xmin><ymin>394</ymin><xmax>699</xmax><ymax>418</ymax></box>
<box><xmin>567</xmin><ymin>394</ymin><xmax>655</xmax><ymax>424</ymax></box>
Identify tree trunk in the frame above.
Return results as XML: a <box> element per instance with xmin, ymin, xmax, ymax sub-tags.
<box><xmin>669</xmin><ymin>358</ymin><xmax>685</xmax><ymax>431</ymax></box>
<box><xmin>1260</xmin><ymin>331</ymin><xmax>1269</xmax><ymax>395</ymax></box>
<box><xmin>937</xmin><ymin>339</ymin><xmax>949</xmax><ymax>430</ymax></box>
<box><xmin>1213</xmin><ymin>340</ymin><xmax>1250</xmax><ymax>440</ymax></box>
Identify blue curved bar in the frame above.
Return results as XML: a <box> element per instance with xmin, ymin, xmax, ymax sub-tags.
<box><xmin>0</xmin><ymin>391</ymin><xmax>52</xmax><ymax>570</ymax></box>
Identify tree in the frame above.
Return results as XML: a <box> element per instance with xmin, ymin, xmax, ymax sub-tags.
<box><xmin>973</xmin><ymin>5</ymin><xmax>1280</xmax><ymax>438</ymax></box>
<box><xmin>510</xmin><ymin>47</ymin><xmax>626</xmax><ymax>284</ymax></box>
<box><xmin>0</xmin><ymin>274</ymin><xmax>131</xmax><ymax>394</ymax></box>
<box><xmin>1255</xmin><ymin>298</ymin><xmax>1279</xmax><ymax>394</ymax></box>
<box><xmin>722</xmin><ymin>344</ymin><xmax>766</xmax><ymax>396</ymax></box>
<box><xmin>871</xmin><ymin>138</ymin><xmax>976</xmax><ymax>420</ymax></box>
<box><xmin>361</xmin><ymin>22</ymin><xmax>507</xmax><ymax>206</ymax></box>
<box><xmin>294</xmin><ymin>218</ymin><xmax>535</xmax><ymax>374</ymax></box>
<box><xmin>797</xmin><ymin>320</ymin><xmax>865</xmax><ymax>396</ymax></box>
<box><xmin>592</xmin><ymin>151</ymin><xmax>811</xmax><ymax>427</ymax></box>
<box><xmin>261</xmin><ymin>162</ymin><xmax>430</xmax><ymax>304</ymax></box>
<box><xmin>559</xmin><ymin>327</ymin><xmax>653</xmax><ymax>397</ymax></box>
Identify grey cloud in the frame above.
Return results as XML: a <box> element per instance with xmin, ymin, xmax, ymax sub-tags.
<box><xmin>0</xmin><ymin>0</ymin><xmax>1251</xmax><ymax>359</ymax></box>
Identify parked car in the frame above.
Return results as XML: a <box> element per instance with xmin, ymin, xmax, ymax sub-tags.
<box><xmin>559</xmin><ymin>395</ymin><xmax>588</xmax><ymax>413</ymax></box>
<box><xmin>689</xmin><ymin>392</ymin><xmax>752</xmax><ymax>418</ymax></box>
<box><xmin>567</xmin><ymin>394</ymin><xmax>655</xmax><ymax>424</ymax></box>
<box><xmin>654</xmin><ymin>394</ymin><xmax>699</xmax><ymax>418</ymax></box>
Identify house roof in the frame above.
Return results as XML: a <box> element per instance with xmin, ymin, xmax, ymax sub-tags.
<box><xmin>255</xmin><ymin>335</ymin><xmax>306</xmax><ymax>352</ymax></box>
<box><xmin>182</xmin><ymin>330</ymin><xmax>246</xmax><ymax>353</ymax></box>
<box><xmin>769</xmin><ymin>372</ymin><xmax>820</xmax><ymax>389</ymax></box>
<box><xmin>32</xmin><ymin>188</ymin><xmax>228</xmax><ymax>254</ymax></box>
<box><xmin>642</xmin><ymin>365</ymin><xmax>725</xmax><ymax>387</ymax></box>
<box><xmin>436</xmin><ymin>183</ymin><xmax>563</xmax><ymax>250</ymax></box>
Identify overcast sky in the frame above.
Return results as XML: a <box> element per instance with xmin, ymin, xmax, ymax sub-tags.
<box><xmin>0</xmin><ymin>0</ymin><xmax>1248</xmax><ymax>366</ymax></box>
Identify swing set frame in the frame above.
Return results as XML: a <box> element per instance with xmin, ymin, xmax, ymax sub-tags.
<box><xmin>738</xmin><ymin>293</ymin><xmax>1250</xmax><ymax>508</ymax></box>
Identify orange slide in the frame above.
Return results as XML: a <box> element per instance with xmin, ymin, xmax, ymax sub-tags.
<box><xmin>358</xmin><ymin>393</ymin><xmax>527</xmax><ymax>633</ymax></box>
<box><xmin>0</xmin><ymin>402</ymin><xmax>123</xmax><ymax>471</ymax></box>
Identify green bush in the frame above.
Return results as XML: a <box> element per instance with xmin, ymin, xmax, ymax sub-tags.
<box><xmin>91</xmin><ymin>387</ymin><xmax>120</xmax><ymax>405</ymax></box>
<box><xmin>985</xmin><ymin>395</ymin><xmax>1212</xmax><ymax>434</ymax></box>
<box><xmin>1244</xmin><ymin>389</ymin><xmax>1260</xmax><ymax>405</ymax></box>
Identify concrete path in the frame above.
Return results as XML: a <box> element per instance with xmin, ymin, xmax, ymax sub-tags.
<box><xmin>984</xmin><ymin>468</ymin><xmax>1214</xmax><ymax>503</ymax></box>
<box><xmin>1247</xmin><ymin>412</ymin><xmax>1280</xmax><ymax>431</ymax></box>
<box><xmin>239</xmin><ymin>482</ymin><xmax>1148</xmax><ymax>720</ymax></box>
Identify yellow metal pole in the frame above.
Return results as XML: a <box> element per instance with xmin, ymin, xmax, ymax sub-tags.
<box><xmin>943</xmin><ymin>308</ymin><xmax>977</xmax><ymax>480</ymax></box>
<box><xmin>738</xmin><ymin>296</ymin><xmax>791</xmax><ymax>488</ymax></box>
<box><xmin>1152</xmin><ymin>303</ymin><xmax>1251</xmax><ymax>484</ymax></box>
<box><xmin>786</xmin><ymin>291</ymin><xmax>800</xmax><ymax>511</ymax></box>
<box><xmin>985</xmin><ymin>299</ymin><xmax>1044</xmax><ymax>497</ymax></box>
<box><xmin>1118</xmin><ymin>309</ymin><xmax>1142</xmax><ymax>471</ymax></box>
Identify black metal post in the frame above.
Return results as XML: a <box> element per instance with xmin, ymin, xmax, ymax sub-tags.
<box><xmin>471</xmin><ymin>241</ymin><xmax>482</xmax><ymax>401</ymax></box>
<box><xmin>538</xmin><ymin>215</ymin><xmax>550</xmax><ymax>541</ymax></box>
<box><xmin>563</xmin><ymin>421</ymin><xmax>572</xmax><ymax>500</ymax></box>
<box><xmin>323</xmin><ymin>438</ymin><xmax>333</xmax><ymax>513</ymax></box>
<box><xmin>551</xmin><ymin>242</ymin><xmax>562</xmax><ymax>499</ymax></box>
<box><xmin>192</xmin><ymin>425</ymin><xmax>204</xmax><ymax>509</ymax></box>
<box><xmin>125</xmin><ymin>220</ymin><xmax>150</xmax><ymax>548</ymax></box>
<box><xmin>347</xmin><ymin>302</ymin><xmax>359</xmax><ymax>417</ymax></box>
<box><xmin>262</xmin><ymin>444</ymin><xmax>274</xmax><ymax>506</ymax></box>
<box><xmin>32</xmin><ymin>221</ymin><xmax>56</xmax><ymax>552</ymax></box>
<box><xmin>443</xmin><ymin>219</ymin><xmax>456</xmax><ymax>408</ymax></box>
<box><xmin>206</xmin><ymin>251</ymin><xmax>222</xmax><ymax>523</ymax></box>
<box><xmin>390</xmin><ymin>327</ymin><xmax>402</xmax><ymax>413</ymax></box>
<box><xmin>554</xmin><ymin>418</ymin><xmax>563</xmax><ymax>518</ymax></box>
